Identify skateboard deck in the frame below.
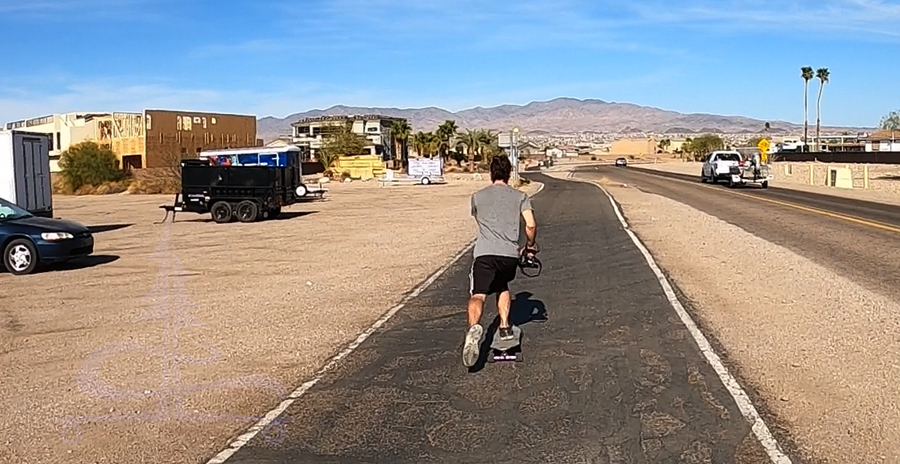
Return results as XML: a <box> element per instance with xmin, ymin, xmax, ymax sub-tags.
<box><xmin>488</xmin><ymin>325</ymin><xmax>523</xmax><ymax>363</ymax></box>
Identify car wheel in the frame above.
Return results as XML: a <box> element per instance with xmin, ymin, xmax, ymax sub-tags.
<box><xmin>236</xmin><ymin>200</ymin><xmax>259</xmax><ymax>223</ymax></box>
<box><xmin>421</xmin><ymin>177</ymin><xmax>430</xmax><ymax>185</ymax></box>
<box><xmin>295</xmin><ymin>185</ymin><xmax>308</xmax><ymax>197</ymax></box>
<box><xmin>761</xmin><ymin>181</ymin><xmax>769</xmax><ymax>189</ymax></box>
<box><xmin>211</xmin><ymin>201</ymin><xmax>232</xmax><ymax>223</ymax></box>
<box><xmin>4</xmin><ymin>238</ymin><xmax>38</xmax><ymax>275</ymax></box>
<box><xmin>268</xmin><ymin>206</ymin><xmax>281</xmax><ymax>219</ymax></box>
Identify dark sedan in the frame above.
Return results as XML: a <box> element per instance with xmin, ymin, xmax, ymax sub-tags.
<box><xmin>0</xmin><ymin>197</ymin><xmax>94</xmax><ymax>275</ymax></box>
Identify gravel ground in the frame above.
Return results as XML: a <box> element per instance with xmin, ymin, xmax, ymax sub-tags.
<box><xmin>640</xmin><ymin>161</ymin><xmax>900</xmax><ymax>207</ymax></box>
<box><xmin>551</xmin><ymin>172</ymin><xmax>900</xmax><ymax>464</ymax></box>
<box><xmin>0</xmin><ymin>178</ymin><xmax>540</xmax><ymax>464</ymax></box>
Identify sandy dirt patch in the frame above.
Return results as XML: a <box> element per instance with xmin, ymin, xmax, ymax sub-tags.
<box><xmin>585</xmin><ymin>178</ymin><xmax>900</xmax><ymax>464</ymax></box>
<box><xmin>0</xmin><ymin>178</ymin><xmax>546</xmax><ymax>464</ymax></box>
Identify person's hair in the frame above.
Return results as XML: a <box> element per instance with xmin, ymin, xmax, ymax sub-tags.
<box><xmin>490</xmin><ymin>155</ymin><xmax>511</xmax><ymax>183</ymax></box>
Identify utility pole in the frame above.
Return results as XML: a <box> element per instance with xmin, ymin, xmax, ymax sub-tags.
<box><xmin>512</xmin><ymin>127</ymin><xmax>520</xmax><ymax>184</ymax></box>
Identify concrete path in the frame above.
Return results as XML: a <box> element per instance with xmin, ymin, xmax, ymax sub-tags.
<box><xmin>221</xmin><ymin>174</ymin><xmax>771</xmax><ymax>464</ymax></box>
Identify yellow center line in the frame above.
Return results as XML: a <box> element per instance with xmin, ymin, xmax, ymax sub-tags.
<box><xmin>611</xmin><ymin>168</ymin><xmax>900</xmax><ymax>235</ymax></box>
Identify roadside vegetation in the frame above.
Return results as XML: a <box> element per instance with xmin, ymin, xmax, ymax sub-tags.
<box><xmin>55</xmin><ymin>142</ymin><xmax>131</xmax><ymax>195</ymax></box>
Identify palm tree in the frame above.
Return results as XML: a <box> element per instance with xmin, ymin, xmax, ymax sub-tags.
<box><xmin>390</xmin><ymin>120</ymin><xmax>411</xmax><ymax>171</ymax></box>
<box><xmin>436</xmin><ymin>120</ymin><xmax>458</xmax><ymax>160</ymax></box>
<box><xmin>456</xmin><ymin>129</ymin><xmax>482</xmax><ymax>171</ymax></box>
<box><xmin>815</xmin><ymin>67</ymin><xmax>830</xmax><ymax>152</ymax></box>
<box><xmin>801</xmin><ymin>66</ymin><xmax>814</xmax><ymax>151</ymax></box>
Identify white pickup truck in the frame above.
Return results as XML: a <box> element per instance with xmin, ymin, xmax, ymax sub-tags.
<box><xmin>700</xmin><ymin>151</ymin><xmax>743</xmax><ymax>183</ymax></box>
<box><xmin>701</xmin><ymin>150</ymin><xmax>772</xmax><ymax>188</ymax></box>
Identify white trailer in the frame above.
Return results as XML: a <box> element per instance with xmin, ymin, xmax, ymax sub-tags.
<box><xmin>0</xmin><ymin>131</ymin><xmax>53</xmax><ymax>217</ymax></box>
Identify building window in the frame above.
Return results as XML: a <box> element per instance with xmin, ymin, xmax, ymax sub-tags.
<box><xmin>177</xmin><ymin>117</ymin><xmax>182</xmax><ymax>131</ymax></box>
<box><xmin>56</xmin><ymin>132</ymin><xmax>61</xmax><ymax>150</ymax></box>
<box><xmin>211</xmin><ymin>117</ymin><xmax>217</xmax><ymax>124</ymax></box>
<box><xmin>146</xmin><ymin>114</ymin><xmax>152</xmax><ymax>131</ymax></box>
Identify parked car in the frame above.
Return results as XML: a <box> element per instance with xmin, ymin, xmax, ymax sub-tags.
<box><xmin>0</xmin><ymin>197</ymin><xmax>94</xmax><ymax>275</ymax></box>
<box><xmin>700</xmin><ymin>151</ymin><xmax>742</xmax><ymax>183</ymax></box>
<box><xmin>615</xmin><ymin>157</ymin><xmax>628</xmax><ymax>167</ymax></box>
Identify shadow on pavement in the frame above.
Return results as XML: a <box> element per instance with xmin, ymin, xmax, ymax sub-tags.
<box><xmin>468</xmin><ymin>291</ymin><xmax>547</xmax><ymax>373</ymax></box>
<box><xmin>88</xmin><ymin>224</ymin><xmax>133</xmax><ymax>234</ymax></box>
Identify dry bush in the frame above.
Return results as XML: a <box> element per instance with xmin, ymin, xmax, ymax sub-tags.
<box><xmin>94</xmin><ymin>181</ymin><xmax>130</xmax><ymax>195</ymax></box>
<box><xmin>127</xmin><ymin>178</ymin><xmax>180</xmax><ymax>194</ymax></box>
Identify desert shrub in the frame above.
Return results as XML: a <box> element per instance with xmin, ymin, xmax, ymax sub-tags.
<box><xmin>127</xmin><ymin>178</ymin><xmax>180</xmax><ymax>194</ymax></box>
<box><xmin>58</xmin><ymin>142</ymin><xmax>125</xmax><ymax>192</ymax></box>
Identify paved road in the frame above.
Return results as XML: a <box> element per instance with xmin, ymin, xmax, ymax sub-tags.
<box><xmin>630</xmin><ymin>166</ymin><xmax>900</xmax><ymax>227</ymax></box>
<box><xmin>223</xmin><ymin>174</ymin><xmax>771</xmax><ymax>464</ymax></box>
<box><xmin>583</xmin><ymin>165</ymin><xmax>900</xmax><ymax>303</ymax></box>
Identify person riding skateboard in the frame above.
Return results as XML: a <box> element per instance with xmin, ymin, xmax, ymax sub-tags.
<box><xmin>462</xmin><ymin>155</ymin><xmax>537</xmax><ymax>367</ymax></box>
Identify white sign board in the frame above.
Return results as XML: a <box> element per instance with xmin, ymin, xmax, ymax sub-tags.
<box><xmin>498</xmin><ymin>133</ymin><xmax>512</xmax><ymax>148</ymax></box>
<box><xmin>408</xmin><ymin>157</ymin><xmax>443</xmax><ymax>179</ymax></box>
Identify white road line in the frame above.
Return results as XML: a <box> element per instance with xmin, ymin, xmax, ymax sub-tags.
<box><xmin>206</xmin><ymin>182</ymin><xmax>547</xmax><ymax>464</ymax></box>
<box><xmin>205</xmin><ymin>240</ymin><xmax>475</xmax><ymax>464</ymax></box>
<box><xmin>586</xmin><ymin>179</ymin><xmax>793</xmax><ymax>464</ymax></box>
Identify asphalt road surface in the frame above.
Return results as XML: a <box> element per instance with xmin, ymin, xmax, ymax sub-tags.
<box><xmin>581</xmin><ymin>165</ymin><xmax>900</xmax><ymax>303</ymax></box>
<box><xmin>223</xmin><ymin>174</ymin><xmax>771</xmax><ymax>464</ymax></box>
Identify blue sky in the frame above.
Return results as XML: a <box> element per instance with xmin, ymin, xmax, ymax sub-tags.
<box><xmin>0</xmin><ymin>0</ymin><xmax>898</xmax><ymax>128</ymax></box>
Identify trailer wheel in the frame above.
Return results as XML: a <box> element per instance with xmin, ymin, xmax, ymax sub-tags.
<box><xmin>4</xmin><ymin>238</ymin><xmax>38</xmax><ymax>275</ymax></box>
<box><xmin>421</xmin><ymin>177</ymin><xmax>430</xmax><ymax>185</ymax></box>
<box><xmin>210</xmin><ymin>201</ymin><xmax>232</xmax><ymax>223</ymax></box>
<box><xmin>236</xmin><ymin>200</ymin><xmax>259</xmax><ymax>223</ymax></box>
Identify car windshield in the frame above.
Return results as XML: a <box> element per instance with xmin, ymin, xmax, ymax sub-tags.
<box><xmin>0</xmin><ymin>198</ymin><xmax>32</xmax><ymax>221</ymax></box>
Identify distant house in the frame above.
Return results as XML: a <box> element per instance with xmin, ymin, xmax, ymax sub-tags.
<box><xmin>517</xmin><ymin>141</ymin><xmax>542</xmax><ymax>157</ymax></box>
<box><xmin>609</xmin><ymin>137</ymin><xmax>658</xmax><ymax>157</ymax></box>
<box><xmin>545</xmin><ymin>147</ymin><xmax>563</xmax><ymax>158</ymax></box>
<box><xmin>862</xmin><ymin>131</ymin><xmax>900</xmax><ymax>152</ymax></box>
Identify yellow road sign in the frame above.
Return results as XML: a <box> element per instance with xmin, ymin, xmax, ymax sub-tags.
<box><xmin>757</xmin><ymin>138</ymin><xmax>770</xmax><ymax>152</ymax></box>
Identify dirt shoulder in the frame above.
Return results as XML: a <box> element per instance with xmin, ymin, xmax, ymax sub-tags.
<box><xmin>569</xmin><ymin>174</ymin><xmax>900</xmax><ymax>464</ymax></box>
<box><xmin>1</xmin><ymin>178</ymin><xmax>544</xmax><ymax>464</ymax></box>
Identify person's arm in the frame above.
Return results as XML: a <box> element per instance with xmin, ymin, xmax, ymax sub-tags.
<box><xmin>521</xmin><ymin>196</ymin><xmax>537</xmax><ymax>250</ymax></box>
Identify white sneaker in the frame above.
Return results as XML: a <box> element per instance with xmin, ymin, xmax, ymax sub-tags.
<box><xmin>462</xmin><ymin>324</ymin><xmax>483</xmax><ymax>367</ymax></box>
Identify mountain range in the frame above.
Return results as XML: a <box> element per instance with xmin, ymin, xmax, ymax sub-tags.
<box><xmin>257</xmin><ymin>97</ymin><xmax>870</xmax><ymax>143</ymax></box>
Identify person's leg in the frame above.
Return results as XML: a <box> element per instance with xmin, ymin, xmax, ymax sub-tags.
<box><xmin>496</xmin><ymin>289</ymin><xmax>511</xmax><ymax>329</ymax></box>
<box><xmin>495</xmin><ymin>256</ymin><xmax>519</xmax><ymax>340</ymax></box>
<box><xmin>463</xmin><ymin>257</ymin><xmax>491</xmax><ymax>367</ymax></box>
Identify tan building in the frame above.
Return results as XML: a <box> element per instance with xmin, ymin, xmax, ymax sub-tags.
<box><xmin>5</xmin><ymin>112</ymin><xmax>109</xmax><ymax>172</ymax></box>
<box><xmin>609</xmin><ymin>137</ymin><xmax>658</xmax><ymax>157</ymax></box>
<box><xmin>99</xmin><ymin>109</ymin><xmax>259</xmax><ymax>169</ymax></box>
<box><xmin>6</xmin><ymin>109</ymin><xmax>259</xmax><ymax>171</ymax></box>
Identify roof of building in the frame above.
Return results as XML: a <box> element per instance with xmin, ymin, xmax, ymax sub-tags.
<box><xmin>291</xmin><ymin>114</ymin><xmax>407</xmax><ymax>125</ymax></box>
<box><xmin>862</xmin><ymin>130</ymin><xmax>900</xmax><ymax>141</ymax></box>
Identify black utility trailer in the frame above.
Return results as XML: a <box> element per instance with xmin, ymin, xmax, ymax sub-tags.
<box><xmin>158</xmin><ymin>159</ymin><xmax>325</xmax><ymax>223</ymax></box>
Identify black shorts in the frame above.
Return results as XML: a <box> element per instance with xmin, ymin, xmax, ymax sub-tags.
<box><xmin>469</xmin><ymin>255</ymin><xmax>518</xmax><ymax>296</ymax></box>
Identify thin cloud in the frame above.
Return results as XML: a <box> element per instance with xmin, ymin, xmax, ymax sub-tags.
<box><xmin>616</xmin><ymin>0</ymin><xmax>900</xmax><ymax>39</ymax></box>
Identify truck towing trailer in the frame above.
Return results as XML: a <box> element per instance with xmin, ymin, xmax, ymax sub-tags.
<box><xmin>0</xmin><ymin>131</ymin><xmax>53</xmax><ymax>218</ymax></box>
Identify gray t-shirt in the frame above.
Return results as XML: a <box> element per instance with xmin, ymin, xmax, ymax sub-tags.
<box><xmin>471</xmin><ymin>183</ymin><xmax>533</xmax><ymax>258</ymax></box>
